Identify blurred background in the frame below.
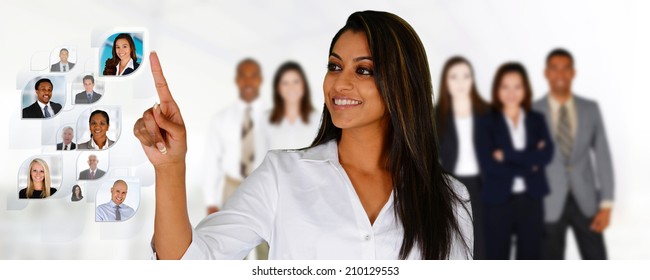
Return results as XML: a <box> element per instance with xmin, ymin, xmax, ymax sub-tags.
<box><xmin>0</xmin><ymin>0</ymin><xmax>648</xmax><ymax>259</ymax></box>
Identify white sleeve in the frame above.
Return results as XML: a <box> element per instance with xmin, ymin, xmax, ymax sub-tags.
<box><xmin>203</xmin><ymin>115</ymin><xmax>226</xmax><ymax>208</ymax></box>
<box><xmin>182</xmin><ymin>152</ymin><xmax>278</xmax><ymax>259</ymax></box>
<box><xmin>448</xmin><ymin>177</ymin><xmax>474</xmax><ymax>260</ymax></box>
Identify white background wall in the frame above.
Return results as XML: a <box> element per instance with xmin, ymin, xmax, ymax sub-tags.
<box><xmin>0</xmin><ymin>0</ymin><xmax>648</xmax><ymax>259</ymax></box>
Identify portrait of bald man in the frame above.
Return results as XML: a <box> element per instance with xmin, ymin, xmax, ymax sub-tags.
<box><xmin>96</xmin><ymin>180</ymin><xmax>135</xmax><ymax>222</ymax></box>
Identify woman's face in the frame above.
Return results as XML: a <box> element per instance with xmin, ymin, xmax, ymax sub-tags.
<box><xmin>279</xmin><ymin>70</ymin><xmax>305</xmax><ymax>105</ymax></box>
<box><xmin>323</xmin><ymin>31</ymin><xmax>386</xmax><ymax>130</ymax></box>
<box><xmin>446</xmin><ymin>63</ymin><xmax>473</xmax><ymax>99</ymax></box>
<box><xmin>115</xmin><ymin>38</ymin><xmax>132</xmax><ymax>62</ymax></box>
<box><xmin>498</xmin><ymin>72</ymin><xmax>525</xmax><ymax>109</ymax></box>
<box><xmin>90</xmin><ymin>114</ymin><xmax>109</xmax><ymax>139</ymax></box>
<box><xmin>74</xmin><ymin>187</ymin><xmax>80</xmax><ymax>196</ymax></box>
<box><xmin>30</xmin><ymin>162</ymin><xmax>45</xmax><ymax>183</ymax></box>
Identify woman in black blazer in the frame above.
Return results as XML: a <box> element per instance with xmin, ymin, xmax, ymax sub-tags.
<box><xmin>102</xmin><ymin>33</ymin><xmax>140</xmax><ymax>76</ymax></box>
<box><xmin>476</xmin><ymin>62</ymin><xmax>554</xmax><ymax>260</ymax></box>
<box><xmin>435</xmin><ymin>56</ymin><xmax>489</xmax><ymax>259</ymax></box>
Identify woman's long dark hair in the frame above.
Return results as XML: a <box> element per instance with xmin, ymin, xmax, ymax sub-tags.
<box><xmin>269</xmin><ymin>61</ymin><xmax>314</xmax><ymax>124</ymax></box>
<box><xmin>71</xmin><ymin>184</ymin><xmax>83</xmax><ymax>201</ymax></box>
<box><xmin>435</xmin><ymin>56</ymin><xmax>488</xmax><ymax>139</ymax></box>
<box><xmin>103</xmin><ymin>33</ymin><xmax>137</xmax><ymax>75</ymax></box>
<box><xmin>310</xmin><ymin>11</ymin><xmax>471</xmax><ymax>259</ymax></box>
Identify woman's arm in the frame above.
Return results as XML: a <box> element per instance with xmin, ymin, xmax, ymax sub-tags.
<box><xmin>500</xmin><ymin>113</ymin><xmax>554</xmax><ymax>167</ymax></box>
<box><xmin>133</xmin><ymin>52</ymin><xmax>191</xmax><ymax>259</ymax></box>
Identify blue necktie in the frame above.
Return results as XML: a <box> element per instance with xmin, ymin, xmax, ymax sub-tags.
<box><xmin>87</xmin><ymin>94</ymin><xmax>92</xmax><ymax>103</ymax></box>
<box><xmin>43</xmin><ymin>105</ymin><xmax>51</xmax><ymax>118</ymax></box>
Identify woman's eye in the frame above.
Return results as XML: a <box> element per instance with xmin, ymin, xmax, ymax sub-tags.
<box><xmin>356</xmin><ymin>67</ymin><xmax>373</xmax><ymax>76</ymax></box>
<box><xmin>327</xmin><ymin>63</ymin><xmax>341</xmax><ymax>72</ymax></box>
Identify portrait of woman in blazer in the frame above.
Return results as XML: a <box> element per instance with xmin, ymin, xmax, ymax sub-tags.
<box><xmin>71</xmin><ymin>184</ymin><xmax>84</xmax><ymax>201</ymax></box>
<box><xmin>476</xmin><ymin>62</ymin><xmax>554</xmax><ymax>260</ymax></box>
<box><xmin>78</xmin><ymin>110</ymin><xmax>115</xmax><ymax>150</ymax></box>
<box><xmin>19</xmin><ymin>158</ymin><xmax>57</xmax><ymax>199</ymax></box>
<box><xmin>102</xmin><ymin>33</ymin><xmax>140</xmax><ymax>76</ymax></box>
<box><xmin>134</xmin><ymin>11</ymin><xmax>473</xmax><ymax>260</ymax></box>
<box><xmin>435</xmin><ymin>56</ymin><xmax>489</xmax><ymax>259</ymax></box>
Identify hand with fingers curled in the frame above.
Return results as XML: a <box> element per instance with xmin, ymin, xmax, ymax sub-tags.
<box><xmin>133</xmin><ymin>52</ymin><xmax>187</xmax><ymax>170</ymax></box>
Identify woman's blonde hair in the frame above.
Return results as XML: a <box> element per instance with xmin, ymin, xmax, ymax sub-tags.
<box><xmin>26</xmin><ymin>158</ymin><xmax>52</xmax><ymax>198</ymax></box>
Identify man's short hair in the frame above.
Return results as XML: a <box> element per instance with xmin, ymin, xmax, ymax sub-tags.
<box><xmin>62</xmin><ymin>126</ymin><xmax>73</xmax><ymax>133</ymax></box>
<box><xmin>236</xmin><ymin>58</ymin><xmax>261</xmax><ymax>73</ymax></box>
<box><xmin>60</xmin><ymin>48</ymin><xmax>69</xmax><ymax>54</ymax></box>
<box><xmin>83</xmin><ymin>75</ymin><xmax>94</xmax><ymax>84</ymax></box>
<box><xmin>546</xmin><ymin>48</ymin><xmax>574</xmax><ymax>67</ymax></box>
<box><xmin>35</xmin><ymin>78</ymin><xmax>53</xmax><ymax>90</ymax></box>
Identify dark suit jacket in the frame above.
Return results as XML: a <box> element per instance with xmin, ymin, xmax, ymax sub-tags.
<box><xmin>75</xmin><ymin>91</ymin><xmax>102</xmax><ymax>104</ymax></box>
<box><xmin>78</xmin><ymin>168</ymin><xmax>106</xmax><ymax>180</ymax></box>
<box><xmin>22</xmin><ymin>101</ymin><xmax>62</xmax><ymax>118</ymax></box>
<box><xmin>436</xmin><ymin>109</ymin><xmax>484</xmax><ymax>174</ymax></box>
<box><xmin>476</xmin><ymin>109</ymin><xmax>554</xmax><ymax>204</ymax></box>
<box><xmin>122</xmin><ymin>61</ymin><xmax>140</xmax><ymax>75</ymax></box>
<box><xmin>56</xmin><ymin>142</ymin><xmax>77</xmax><ymax>150</ymax></box>
<box><xmin>50</xmin><ymin>62</ymin><xmax>75</xmax><ymax>72</ymax></box>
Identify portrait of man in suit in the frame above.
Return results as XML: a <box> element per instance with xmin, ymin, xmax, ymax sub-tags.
<box><xmin>74</xmin><ymin>75</ymin><xmax>102</xmax><ymax>104</ymax></box>
<box><xmin>56</xmin><ymin>126</ymin><xmax>76</xmax><ymax>151</ymax></box>
<box><xmin>533</xmin><ymin>48</ymin><xmax>615</xmax><ymax>260</ymax></box>
<box><xmin>78</xmin><ymin>154</ymin><xmax>106</xmax><ymax>180</ymax></box>
<box><xmin>22</xmin><ymin>78</ymin><xmax>62</xmax><ymax>118</ymax></box>
<box><xmin>50</xmin><ymin>48</ymin><xmax>75</xmax><ymax>72</ymax></box>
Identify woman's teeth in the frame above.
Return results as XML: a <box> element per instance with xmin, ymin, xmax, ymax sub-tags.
<box><xmin>334</xmin><ymin>99</ymin><xmax>361</xmax><ymax>106</ymax></box>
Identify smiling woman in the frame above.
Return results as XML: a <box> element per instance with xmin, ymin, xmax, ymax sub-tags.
<box><xmin>78</xmin><ymin>110</ymin><xmax>115</xmax><ymax>150</ymax></box>
<box><xmin>134</xmin><ymin>10</ymin><xmax>473</xmax><ymax>260</ymax></box>
<box><xmin>102</xmin><ymin>33</ymin><xmax>140</xmax><ymax>76</ymax></box>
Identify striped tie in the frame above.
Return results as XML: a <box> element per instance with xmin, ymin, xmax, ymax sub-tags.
<box><xmin>43</xmin><ymin>105</ymin><xmax>51</xmax><ymax>118</ymax></box>
<box><xmin>557</xmin><ymin>105</ymin><xmax>573</xmax><ymax>161</ymax></box>
<box><xmin>241</xmin><ymin>106</ymin><xmax>254</xmax><ymax>178</ymax></box>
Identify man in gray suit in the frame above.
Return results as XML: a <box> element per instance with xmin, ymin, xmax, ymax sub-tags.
<box><xmin>78</xmin><ymin>154</ymin><xmax>106</xmax><ymax>180</ymax></box>
<box><xmin>74</xmin><ymin>75</ymin><xmax>102</xmax><ymax>104</ymax></box>
<box><xmin>533</xmin><ymin>49</ymin><xmax>614</xmax><ymax>259</ymax></box>
<box><xmin>50</xmin><ymin>48</ymin><xmax>75</xmax><ymax>72</ymax></box>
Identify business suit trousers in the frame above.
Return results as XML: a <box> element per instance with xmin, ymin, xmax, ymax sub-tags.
<box><xmin>484</xmin><ymin>194</ymin><xmax>544</xmax><ymax>260</ymax></box>
<box><xmin>224</xmin><ymin>176</ymin><xmax>270</xmax><ymax>260</ymax></box>
<box><xmin>542</xmin><ymin>193</ymin><xmax>607</xmax><ymax>259</ymax></box>
<box><xmin>457</xmin><ymin>175</ymin><xmax>486</xmax><ymax>260</ymax></box>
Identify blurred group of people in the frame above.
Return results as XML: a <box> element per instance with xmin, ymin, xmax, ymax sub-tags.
<box><xmin>435</xmin><ymin>49</ymin><xmax>614</xmax><ymax>260</ymax></box>
<box><xmin>200</xmin><ymin>48</ymin><xmax>614</xmax><ymax>260</ymax></box>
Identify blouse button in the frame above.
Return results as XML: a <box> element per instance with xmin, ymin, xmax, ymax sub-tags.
<box><xmin>364</xmin><ymin>234</ymin><xmax>371</xmax><ymax>241</ymax></box>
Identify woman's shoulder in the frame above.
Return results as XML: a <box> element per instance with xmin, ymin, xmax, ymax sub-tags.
<box><xmin>445</xmin><ymin>175</ymin><xmax>470</xmax><ymax>202</ymax></box>
<box><xmin>263</xmin><ymin>140</ymin><xmax>334</xmax><ymax>165</ymax></box>
<box><xmin>77</xmin><ymin>141</ymin><xmax>91</xmax><ymax>149</ymax></box>
<box><xmin>18</xmin><ymin>188</ymin><xmax>27</xmax><ymax>198</ymax></box>
<box><xmin>51</xmin><ymin>188</ymin><xmax>58</xmax><ymax>195</ymax></box>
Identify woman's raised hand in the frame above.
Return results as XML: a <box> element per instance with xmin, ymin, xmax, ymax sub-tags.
<box><xmin>134</xmin><ymin>52</ymin><xmax>187</xmax><ymax>169</ymax></box>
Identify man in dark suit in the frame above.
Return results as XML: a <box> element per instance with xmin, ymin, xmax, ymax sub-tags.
<box><xmin>74</xmin><ymin>75</ymin><xmax>102</xmax><ymax>104</ymax></box>
<box><xmin>533</xmin><ymin>49</ymin><xmax>614</xmax><ymax>260</ymax></box>
<box><xmin>22</xmin><ymin>78</ymin><xmax>62</xmax><ymax>118</ymax></box>
<box><xmin>50</xmin><ymin>48</ymin><xmax>75</xmax><ymax>72</ymax></box>
<box><xmin>56</xmin><ymin>126</ymin><xmax>77</xmax><ymax>150</ymax></box>
<box><xmin>78</xmin><ymin>154</ymin><xmax>106</xmax><ymax>180</ymax></box>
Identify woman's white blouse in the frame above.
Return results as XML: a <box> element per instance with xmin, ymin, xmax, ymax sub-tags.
<box><xmin>180</xmin><ymin>140</ymin><xmax>473</xmax><ymax>260</ymax></box>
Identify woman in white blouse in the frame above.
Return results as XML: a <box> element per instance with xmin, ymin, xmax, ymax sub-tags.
<box><xmin>102</xmin><ymin>33</ymin><xmax>140</xmax><ymax>76</ymax></box>
<box><xmin>78</xmin><ymin>110</ymin><xmax>115</xmax><ymax>150</ymax></box>
<box><xmin>134</xmin><ymin>11</ymin><xmax>473</xmax><ymax>260</ymax></box>
<box><xmin>260</xmin><ymin>61</ymin><xmax>320</xmax><ymax>151</ymax></box>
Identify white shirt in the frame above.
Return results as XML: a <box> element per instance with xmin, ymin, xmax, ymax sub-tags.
<box><xmin>90</xmin><ymin>137</ymin><xmax>112</xmax><ymax>150</ymax></box>
<box><xmin>203</xmin><ymin>99</ymin><xmax>266</xmax><ymax>208</ymax></box>
<box><xmin>37</xmin><ymin>100</ymin><xmax>55</xmax><ymax>118</ymax></box>
<box><xmin>453</xmin><ymin>116</ymin><xmax>479</xmax><ymax>176</ymax></box>
<box><xmin>259</xmin><ymin>110</ymin><xmax>321</xmax><ymax>151</ymax></box>
<box><xmin>116</xmin><ymin>58</ymin><xmax>134</xmax><ymax>76</ymax></box>
<box><xmin>96</xmin><ymin>200</ymin><xmax>135</xmax><ymax>221</ymax></box>
<box><xmin>180</xmin><ymin>140</ymin><xmax>473</xmax><ymax>260</ymax></box>
<box><xmin>503</xmin><ymin>109</ymin><xmax>526</xmax><ymax>194</ymax></box>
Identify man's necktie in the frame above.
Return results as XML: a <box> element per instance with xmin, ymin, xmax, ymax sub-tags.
<box><xmin>241</xmin><ymin>106</ymin><xmax>254</xmax><ymax>178</ymax></box>
<box><xmin>557</xmin><ymin>105</ymin><xmax>573</xmax><ymax>161</ymax></box>
<box><xmin>115</xmin><ymin>205</ymin><xmax>121</xmax><ymax>221</ymax></box>
<box><xmin>87</xmin><ymin>94</ymin><xmax>92</xmax><ymax>103</ymax></box>
<box><xmin>64</xmin><ymin>145</ymin><xmax>68</xmax><ymax>150</ymax></box>
<box><xmin>90</xmin><ymin>170</ymin><xmax>95</xmax><ymax>179</ymax></box>
<box><xmin>63</xmin><ymin>65</ymin><xmax>67</xmax><ymax>72</ymax></box>
<box><xmin>43</xmin><ymin>105</ymin><xmax>51</xmax><ymax>118</ymax></box>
